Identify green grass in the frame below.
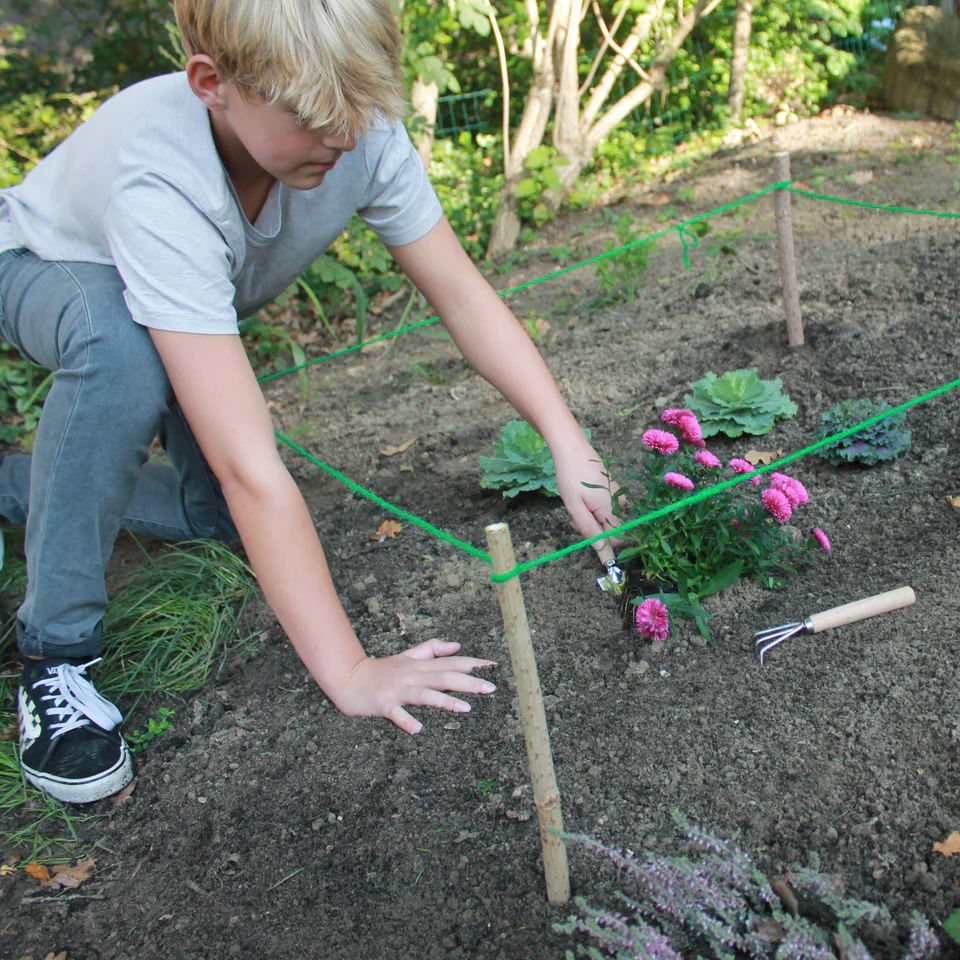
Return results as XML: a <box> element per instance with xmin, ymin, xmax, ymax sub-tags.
<box><xmin>0</xmin><ymin>535</ymin><xmax>260</xmax><ymax>859</ymax></box>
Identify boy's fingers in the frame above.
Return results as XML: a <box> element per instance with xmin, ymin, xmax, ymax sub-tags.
<box><xmin>403</xmin><ymin>639</ymin><xmax>461</xmax><ymax>660</ymax></box>
<box><xmin>423</xmin><ymin>670</ymin><xmax>496</xmax><ymax>696</ymax></box>
<box><xmin>386</xmin><ymin>704</ymin><xmax>422</xmax><ymax>735</ymax></box>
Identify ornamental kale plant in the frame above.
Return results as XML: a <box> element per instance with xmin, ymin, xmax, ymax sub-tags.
<box><xmin>556</xmin><ymin>814</ymin><xmax>940</xmax><ymax>960</ymax></box>
<box><xmin>608</xmin><ymin>409</ymin><xmax>829</xmax><ymax>641</ymax></box>
<box><xmin>684</xmin><ymin>368</ymin><xmax>798</xmax><ymax>438</ymax></box>
<box><xmin>479</xmin><ymin>421</ymin><xmax>592</xmax><ymax>498</ymax></box>
<box><xmin>815</xmin><ymin>399</ymin><xmax>912</xmax><ymax>466</ymax></box>
<box><xmin>479</xmin><ymin>420</ymin><xmax>558</xmax><ymax>498</ymax></box>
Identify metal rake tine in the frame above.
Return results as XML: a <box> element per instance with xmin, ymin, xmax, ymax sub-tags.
<box><xmin>756</xmin><ymin>623</ymin><xmax>806</xmax><ymax>665</ymax></box>
<box><xmin>753</xmin><ymin>621</ymin><xmax>802</xmax><ymax>645</ymax></box>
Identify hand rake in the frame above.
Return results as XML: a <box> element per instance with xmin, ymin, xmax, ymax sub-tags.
<box><xmin>754</xmin><ymin>586</ymin><xmax>916</xmax><ymax>664</ymax></box>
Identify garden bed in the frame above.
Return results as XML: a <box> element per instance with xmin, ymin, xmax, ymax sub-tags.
<box><xmin>2</xmin><ymin>110</ymin><xmax>959</xmax><ymax>959</ymax></box>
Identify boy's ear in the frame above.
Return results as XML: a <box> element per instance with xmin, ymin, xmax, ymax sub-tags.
<box><xmin>186</xmin><ymin>54</ymin><xmax>229</xmax><ymax>111</ymax></box>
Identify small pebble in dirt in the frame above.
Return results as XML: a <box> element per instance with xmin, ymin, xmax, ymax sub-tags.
<box><xmin>366</xmin><ymin>597</ymin><xmax>381</xmax><ymax>615</ymax></box>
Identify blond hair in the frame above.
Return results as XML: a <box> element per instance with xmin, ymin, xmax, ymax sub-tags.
<box><xmin>175</xmin><ymin>0</ymin><xmax>407</xmax><ymax>135</ymax></box>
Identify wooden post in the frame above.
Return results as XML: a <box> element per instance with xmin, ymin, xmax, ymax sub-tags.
<box><xmin>485</xmin><ymin>522</ymin><xmax>570</xmax><ymax>904</ymax></box>
<box><xmin>773</xmin><ymin>151</ymin><xmax>805</xmax><ymax>347</ymax></box>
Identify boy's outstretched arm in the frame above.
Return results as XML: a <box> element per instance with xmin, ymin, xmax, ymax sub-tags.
<box><xmin>149</xmin><ymin>329</ymin><xmax>496</xmax><ymax>734</ymax></box>
<box><xmin>387</xmin><ymin>217</ymin><xmax>619</xmax><ymax>548</ymax></box>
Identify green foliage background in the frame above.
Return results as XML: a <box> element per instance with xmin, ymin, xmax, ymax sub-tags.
<box><xmin>0</xmin><ymin>0</ymin><xmax>912</xmax><ymax>444</ymax></box>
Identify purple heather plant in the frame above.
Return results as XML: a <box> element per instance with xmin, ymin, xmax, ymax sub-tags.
<box><xmin>556</xmin><ymin>816</ymin><xmax>940</xmax><ymax>960</ymax></box>
<box><xmin>606</xmin><ymin>411</ymin><xmax>830</xmax><ymax>641</ymax></box>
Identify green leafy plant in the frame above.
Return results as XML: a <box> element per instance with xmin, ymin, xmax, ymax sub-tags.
<box><xmin>684</xmin><ymin>368</ymin><xmax>798</xmax><ymax>438</ymax></box>
<box><xmin>478</xmin><ymin>421</ymin><xmax>559</xmax><ymax>498</ymax></box>
<box><xmin>814</xmin><ymin>398</ymin><xmax>912</xmax><ymax>466</ymax></box>
<box><xmin>0</xmin><ymin>344</ymin><xmax>53</xmax><ymax>447</ymax></box>
<box><xmin>944</xmin><ymin>908</ymin><xmax>960</xmax><ymax>946</ymax></box>
<box><xmin>557</xmin><ymin>813</ymin><xmax>940</xmax><ymax>960</ymax></box>
<box><xmin>595</xmin><ymin>216</ymin><xmax>656</xmax><ymax>304</ymax></box>
<box><xmin>127</xmin><ymin>707</ymin><xmax>176</xmax><ymax>752</ymax></box>
<box><xmin>608</xmin><ymin>409</ymin><xmax>829</xmax><ymax>640</ymax></box>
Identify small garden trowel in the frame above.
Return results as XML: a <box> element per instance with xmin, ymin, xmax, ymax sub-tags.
<box><xmin>596</xmin><ymin>543</ymin><xmax>625</xmax><ymax>596</ymax></box>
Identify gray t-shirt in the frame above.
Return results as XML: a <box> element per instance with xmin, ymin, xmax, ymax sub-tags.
<box><xmin>0</xmin><ymin>72</ymin><xmax>443</xmax><ymax>334</ymax></box>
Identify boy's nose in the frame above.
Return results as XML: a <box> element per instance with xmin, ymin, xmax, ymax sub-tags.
<box><xmin>321</xmin><ymin>129</ymin><xmax>358</xmax><ymax>152</ymax></box>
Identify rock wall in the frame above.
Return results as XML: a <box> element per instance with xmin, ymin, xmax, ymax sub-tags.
<box><xmin>883</xmin><ymin>5</ymin><xmax>960</xmax><ymax>120</ymax></box>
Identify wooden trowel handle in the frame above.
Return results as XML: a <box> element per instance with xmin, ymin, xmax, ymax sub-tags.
<box><xmin>597</xmin><ymin>543</ymin><xmax>618</xmax><ymax>566</ymax></box>
<box><xmin>809</xmin><ymin>586</ymin><xmax>916</xmax><ymax>634</ymax></box>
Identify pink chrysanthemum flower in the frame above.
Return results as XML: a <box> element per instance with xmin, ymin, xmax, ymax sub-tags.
<box><xmin>770</xmin><ymin>473</ymin><xmax>809</xmax><ymax>507</ymax></box>
<box><xmin>761</xmin><ymin>487</ymin><xmax>792</xmax><ymax>523</ymax></box>
<box><xmin>642</xmin><ymin>429</ymin><xmax>680</xmax><ymax>455</ymax></box>
<box><xmin>729</xmin><ymin>458</ymin><xmax>760</xmax><ymax>485</ymax></box>
<box><xmin>664</xmin><ymin>472</ymin><xmax>694</xmax><ymax>491</ymax></box>
<box><xmin>694</xmin><ymin>450</ymin><xmax>722</xmax><ymax>469</ymax></box>
<box><xmin>635</xmin><ymin>598</ymin><xmax>671</xmax><ymax>642</ymax></box>
<box><xmin>660</xmin><ymin>408</ymin><xmax>694</xmax><ymax>427</ymax></box>
<box><xmin>812</xmin><ymin>527</ymin><xmax>831</xmax><ymax>552</ymax></box>
<box><xmin>677</xmin><ymin>414</ymin><xmax>704</xmax><ymax>447</ymax></box>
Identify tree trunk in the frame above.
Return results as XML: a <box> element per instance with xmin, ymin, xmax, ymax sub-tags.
<box><xmin>727</xmin><ymin>0</ymin><xmax>752</xmax><ymax>122</ymax></box>
<box><xmin>943</xmin><ymin>0</ymin><xmax>956</xmax><ymax>19</ymax></box>
<box><xmin>411</xmin><ymin>77</ymin><xmax>439</xmax><ymax>170</ymax></box>
<box><xmin>485</xmin><ymin>0</ymin><xmax>560</xmax><ymax>260</ymax></box>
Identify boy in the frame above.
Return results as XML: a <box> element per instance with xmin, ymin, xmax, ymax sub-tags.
<box><xmin>0</xmin><ymin>0</ymin><xmax>617</xmax><ymax>804</ymax></box>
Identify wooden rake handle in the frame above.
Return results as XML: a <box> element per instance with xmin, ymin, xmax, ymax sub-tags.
<box><xmin>808</xmin><ymin>586</ymin><xmax>916</xmax><ymax>634</ymax></box>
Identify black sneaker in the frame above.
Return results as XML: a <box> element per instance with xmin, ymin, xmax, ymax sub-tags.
<box><xmin>18</xmin><ymin>657</ymin><xmax>133</xmax><ymax>803</ymax></box>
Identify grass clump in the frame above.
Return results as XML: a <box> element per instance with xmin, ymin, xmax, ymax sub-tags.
<box><xmin>0</xmin><ymin>537</ymin><xmax>259</xmax><ymax>854</ymax></box>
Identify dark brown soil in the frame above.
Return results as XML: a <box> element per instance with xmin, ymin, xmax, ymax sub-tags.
<box><xmin>3</xmin><ymin>111</ymin><xmax>959</xmax><ymax>960</ymax></box>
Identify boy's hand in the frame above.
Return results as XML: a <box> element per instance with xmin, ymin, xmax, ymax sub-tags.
<box><xmin>553</xmin><ymin>440</ymin><xmax>623</xmax><ymax>552</ymax></box>
<box><xmin>333</xmin><ymin>640</ymin><xmax>497</xmax><ymax>735</ymax></box>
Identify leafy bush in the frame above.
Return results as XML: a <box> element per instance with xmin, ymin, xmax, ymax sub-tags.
<box><xmin>814</xmin><ymin>398</ymin><xmax>912</xmax><ymax>466</ymax></box>
<box><xmin>479</xmin><ymin>421</ymin><xmax>560</xmax><ymax>498</ymax></box>
<box><xmin>610</xmin><ymin>409</ymin><xmax>829</xmax><ymax>639</ymax></box>
<box><xmin>685</xmin><ymin>368</ymin><xmax>798</xmax><ymax>438</ymax></box>
<box><xmin>557</xmin><ymin>813</ymin><xmax>940</xmax><ymax>960</ymax></box>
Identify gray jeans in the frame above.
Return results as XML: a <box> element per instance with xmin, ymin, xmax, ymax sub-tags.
<box><xmin>0</xmin><ymin>248</ymin><xmax>238</xmax><ymax>657</ymax></box>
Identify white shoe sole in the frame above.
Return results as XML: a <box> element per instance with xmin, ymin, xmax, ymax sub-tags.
<box><xmin>22</xmin><ymin>745</ymin><xmax>133</xmax><ymax>804</ymax></box>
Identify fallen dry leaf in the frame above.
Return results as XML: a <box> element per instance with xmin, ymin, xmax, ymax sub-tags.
<box><xmin>379</xmin><ymin>438</ymin><xmax>417</xmax><ymax>457</ymax></box>
<box><xmin>933</xmin><ymin>832</ymin><xmax>960</xmax><ymax>857</ymax></box>
<box><xmin>44</xmin><ymin>953</ymin><xmax>68</xmax><ymax>960</ymax></box>
<box><xmin>23</xmin><ymin>862</ymin><xmax>50</xmax><ymax>883</ymax></box>
<box><xmin>648</xmin><ymin>191</ymin><xmax>671</xmax><ymax>206</ymax></box>
<box><xmin>370</xmin><ymin>520</ymin><xmax>402</xmax><ymax>542</ymax></box>
<box><xmin>0</xmin><ymin>865</ymin><xmax>17</xmax><ymax>877</ymax></box>
<box><xmin>848</xmin><ymin>169</ymin><xmax>874</xmax><ymax>185</ymax></box>
<box><xmin>42</xmin><ymin>858</ymin><xmax>98</xmax><ymax>890</ymax></box>
<box><xmin>744</xmin><ymin>449</ymin><xmax>784</xmax><ymax>466</ymax></box>
<box><xmin>947</xmin><ymin>495</ymin><xmax>960</xmax><ymax>510</ymax></box>
<box><xmin>111</xmin><ymin>777</ymin><xmax>138</xmax><ymax>804</ymax></box>
<box><xmin>360</xmin><ymin>341</ymin><xmax>388</xmax><ymax>355</ymax></box>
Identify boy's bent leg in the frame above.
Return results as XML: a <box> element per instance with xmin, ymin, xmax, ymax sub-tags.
<box><xmin>0</xmin><ymin>251</ymin><xmax>169</xmax><ymax>801</ymax></box>
<box><xmin>0</xmin><ymin>253</ymin><xmax>173</xmax><ymax>659</ymax></box>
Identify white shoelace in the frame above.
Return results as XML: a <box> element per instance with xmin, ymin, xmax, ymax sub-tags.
<box><xmin>33</xmin><ymin>659</ymin><xmax>122</xmax><ymax>738</ymax></box>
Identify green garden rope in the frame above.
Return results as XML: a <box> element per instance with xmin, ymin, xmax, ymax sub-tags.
<box><xmin>265</xmin><ymin>183</ymin><xmax>960</xmax><ymax>582</ymax></box>
<box><xmin>275</xmin><ymin>433</ymin><xmax>490</xmax><ymax>562</ymax></box>
<box><xmin>259</xmin><ymin>184</ymin><xmax>960</xmax><ymax>386</ymax></box>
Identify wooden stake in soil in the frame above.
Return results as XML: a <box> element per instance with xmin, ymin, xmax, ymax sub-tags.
<box><xmin>773</xmin><ymin>151</ymin><xmax>805</xmax><ymax>347</ymax></box>
<box><xmin>484</xmin><ymin>523</ymin><xmax>570</xmax><ymax>904</ymax></box>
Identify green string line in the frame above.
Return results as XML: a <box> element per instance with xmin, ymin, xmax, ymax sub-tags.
<box><xmin>275</xmin><ymin>431</ymin><xmax>492</xmax><ymax>563</ymax></box>
<box><xmin>788</xmin><ymin>188</ymin><xmax>960</xmax><ymax>219</ymax></box>
<box><xmin>490</xmin><ymin>376</ymin><xmax>960</xmax><ymax>582</ymax></box>
<box><xmin>260</xmin><ymin>184</ymin><xmax>960</xmax><ymax>386</ymax></box>
<box><xmin>264</xmin><ymin>182</ymin><xmax>960</xmax><ymax>581</ymax></box>
<box><xmin>257</xmin><ymin>183</ymin><xmax>787</xmax><ymax>385</ymax></box>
